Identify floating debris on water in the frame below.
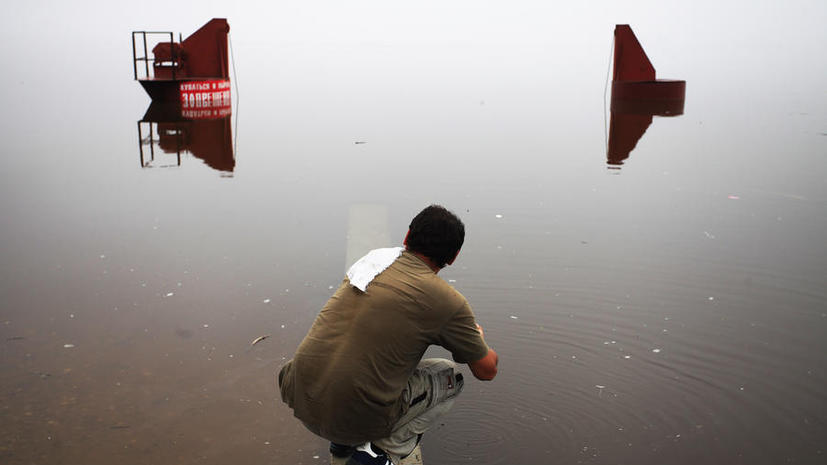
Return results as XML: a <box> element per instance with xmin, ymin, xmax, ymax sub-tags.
<box><xmin>63</xmin><ymin>344</ymin><xmax>75</xmax><ymax>348</ymax></box>
<box><xmin>703</xmin><ymin>231</ymin><xmax>716</xmax><ymax>239</ymax></box>
<box><xmin>165</xmin><ymin>292</ymin><xmax>174</xmax><ymax>297</ymax></box>
<box><xmin>652</xmin><ymin>348</ymin><xmax>662</xmax><ymax>353</ymax></box>
<box><xmin>250</xmin><ymin>335</ymin><xmax>270</xmax><ymax>346</ymax></box>
<box><xmin>623</xmin><ymin>355</ymin><xmax>631</xmax><ymax>359</ymax></box>
<box><xmin>728</xmin><ymin>195</ymin><xmax>740</xmax><ymax>200</ymax></box>
<box><xmin>509</xmin><ymin>315</ymin><xmax>519</xmax><ymax>319</ymax></box>
<box><xmin>495</xmin><ymin>214</ymin><xmax>503</xmax><ymax>218</ymax></box>
<box><xmin>263</xmin><ymin>299</ymin><xmax>271</xmax><ymax>304</ymax></box>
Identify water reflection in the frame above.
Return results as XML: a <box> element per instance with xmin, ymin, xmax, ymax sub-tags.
<box><xmin>607</xmin><ymin>99</ymin><xmax>684</xmax><ymax>167</ymax></box>
<box><xmin>137</xmin><ymin>102</ymin><xmax>234</xmax><ymax>173</ymax></box>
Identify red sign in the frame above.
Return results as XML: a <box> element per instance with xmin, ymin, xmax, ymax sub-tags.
<box><xmin>179</xmin><ymin>80</ymin><xmax>231</xmax><ymax>119</ymax></box>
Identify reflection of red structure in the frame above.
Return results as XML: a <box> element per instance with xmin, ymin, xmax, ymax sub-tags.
<box><xmin>608</xmin><ymin>25</ymin><xmax>686</xmax><ymax>167</ymax></box>
<box><xmin>138</xmin><ymin>103</ymin><xmax>234</xmax><ymax>173</ymax></box>
<box><xmin>607</xmin><ymin>105</ymin><xmax>661</xmax><ymax>167</ymax></box>
<box><xmin>132</xmin><ymin>19</ymin><xmax>231</xmax><ymax>103</ymax></box>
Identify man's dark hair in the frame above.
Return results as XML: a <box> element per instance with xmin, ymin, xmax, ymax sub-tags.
<box><xmin>407</xmin><ymin>205</ymin><xmax>465</xmax><ymax>268</ymax></box>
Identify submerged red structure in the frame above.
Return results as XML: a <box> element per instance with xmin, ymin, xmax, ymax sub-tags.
<box><xmin>608</xmin><ymin>25</ymin><xmax>686</xmax><ymax>167</ymax></box>
<box><xmin>132</xmin><ymin>18</ymin><xmax>231</xmax><ymax>105</ymax></box>
<box><xmin>132</xmin><ymin>19</ymin><xmax>234</xmax><ymax>173</ymax></box>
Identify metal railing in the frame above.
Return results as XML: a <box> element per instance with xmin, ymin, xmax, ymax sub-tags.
<box><xmin>132</xmin><ymin>31</ymin><xmax>177</xmax><ymax>80</ymax></box>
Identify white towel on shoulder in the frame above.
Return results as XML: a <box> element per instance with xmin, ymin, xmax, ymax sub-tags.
<box><xmin>346</xmin><ymin>247</ymin><xmax>404</xmax><ymax>292</ymax></box>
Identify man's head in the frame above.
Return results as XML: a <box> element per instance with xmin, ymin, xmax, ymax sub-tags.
<box><xmin>404</xmin><ymin>205</ymin><xmax>465</xmax><ymax>269</ymax></box>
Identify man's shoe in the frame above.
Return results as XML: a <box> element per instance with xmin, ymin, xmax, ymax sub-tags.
<box><xmin>345</xmin><ymin>442</ymin><xmax>392</xmax><ymax>465</ymax></box>
<box><xmin>330</xmin><ymin>442</ymin><xmax>354</xmax><ymax>458</ymax></box>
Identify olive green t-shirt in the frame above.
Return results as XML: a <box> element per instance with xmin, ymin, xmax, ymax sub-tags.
<box><xmin>278</xmin><ymin>251</ymin><xmax>490</xmax><ymax>444</ymax></box>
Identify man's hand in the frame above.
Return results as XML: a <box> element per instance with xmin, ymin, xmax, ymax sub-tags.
<box><xmin>469</xmin><ymin>323</ymin><xmax>498</xmax><ymax>381</ymax></box>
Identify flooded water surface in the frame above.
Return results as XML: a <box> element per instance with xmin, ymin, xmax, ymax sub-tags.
<box><xmin>1</xmin><ymin>2</ymin><xmax>826</xmax><ymax>464</ymax></box>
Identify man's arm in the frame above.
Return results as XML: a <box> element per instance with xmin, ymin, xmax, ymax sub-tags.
<box><xmin>468</xmin><ymin>323</ymin><xmax>498</xmax><ymax>380</ymax></box>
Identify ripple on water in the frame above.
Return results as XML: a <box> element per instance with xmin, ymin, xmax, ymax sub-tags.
<box><xmin>452</xmin><ymin>250</ymin><xmax>827</xmax><ymax>464</ymax></box>
<box><xmin>433</xmin><ymin>396</ymin><xmax>575</xmax><ymax>465</ymax></box>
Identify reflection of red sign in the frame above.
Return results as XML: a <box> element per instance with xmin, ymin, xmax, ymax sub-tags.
<box><xmin>179</xmin><ymin>80</ymin><xmax>231</xmax><ymax>119</ymax></box>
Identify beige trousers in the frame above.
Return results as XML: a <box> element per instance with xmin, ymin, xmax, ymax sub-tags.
<box><xmin>374</xmin><ymin>358</ymin><xmax>464</xmax><ymax>464</ymax></box>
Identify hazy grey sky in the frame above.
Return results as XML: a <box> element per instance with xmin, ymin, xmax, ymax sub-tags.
<box><xmin>3</xmin><ymin>0</ymin><xmax>825</xmax><ymax>70</ymax></box>
<box><xmin>0</xmin><ymin>0</ymin><xmax>824</xmax><ymax>119</ymax></box>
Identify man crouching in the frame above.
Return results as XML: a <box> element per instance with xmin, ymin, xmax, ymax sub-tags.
<box><xmin>278</xmin><ymin>204</ymin><xmax>499</xmax><ymax>465</ymax></box>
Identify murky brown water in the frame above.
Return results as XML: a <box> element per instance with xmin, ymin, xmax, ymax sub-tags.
<box><xmin>2</xmin><ymin>3</ymin><xmax>826</xmax><ymax>465</ymax></box>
